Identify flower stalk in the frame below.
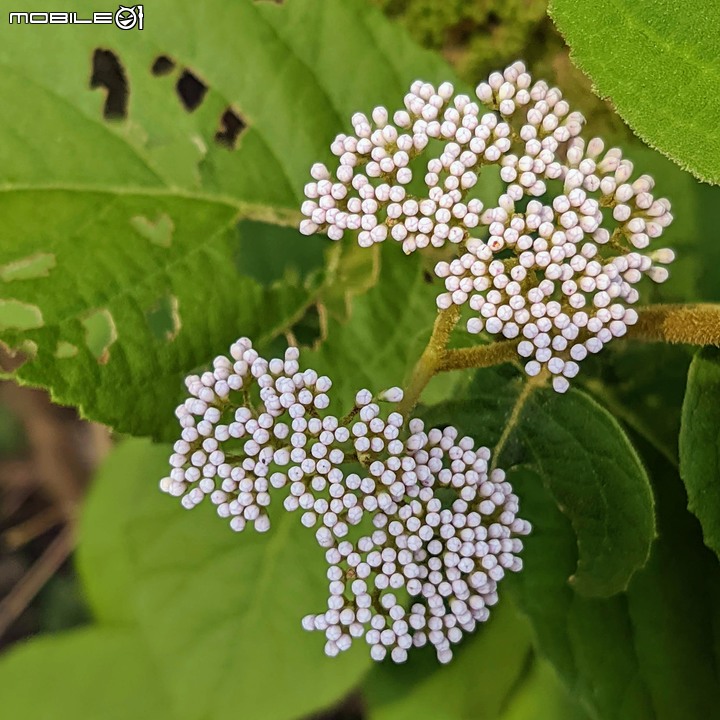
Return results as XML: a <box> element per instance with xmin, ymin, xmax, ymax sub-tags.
<box><xmin>628</xmin><ymin>304</ymin><xmax>720</xmax><ymax>347</ymax></box>
<box><xmin>397</xmin><ymin>304</ymin><xmax>460</xmax><ymax>417</ymax></box>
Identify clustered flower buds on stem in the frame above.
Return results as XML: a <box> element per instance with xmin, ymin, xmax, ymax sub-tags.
<box><xmin>299</xmin><ymin>61</ymin><xmax>675</xmax><ymax>393</ymax></box>
<box><xmin>160</xmin><ymin>338</ymin><xmax>530</xmax><ymax>664</ymax></box>
<box><xmin>160</xmin><ymin>62</ymin><xmax>684</xmax><ymax>668</ymax></box>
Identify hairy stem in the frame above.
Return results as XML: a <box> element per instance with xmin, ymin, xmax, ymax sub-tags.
<box><xmin>397</xmin><ymin>303</ymin><xmax>720</xmax><ymax>415</ymax></box>
<box><xmin>397</xmin><ymin>305</ymin><xmax>461</xmax><ymax>417</ymax></box>
<box><xmin>435</xmin><ymin>304</ymin><xmax>720</xmax><ymax>376</ymax></box>
<box><xmin>629</xmin><ymin>304</ymin><xmax>720</xmax><ymax>346</ymax></box>
<box><xmin>438</xmin><ymin>341</ymin><xmax>520</xmax><ymax>372</ymax></box>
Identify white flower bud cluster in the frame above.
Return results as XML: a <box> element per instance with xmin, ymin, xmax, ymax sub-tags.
<box><xmin>160</xmin><ymin>339</ymin><xmax>531</xmax><ymax>666</ymax></box>
<box><xmin>299</xmin><ymin>61</ymin><xmax>676</xmax><ymax>393</ymax></box>
<box><xmin>301</xmin><ymin>417</ymin><xmax>530</xmax><ymax>665</ymax></box>
<box><xmin>159</xmin><ymin>337</ymin><xmax>341</xmax><ymax>533</ymax></box>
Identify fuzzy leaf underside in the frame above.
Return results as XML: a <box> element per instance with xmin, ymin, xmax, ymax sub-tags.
<box><xmin>549</xmin><ymin>0</ymin><xmax>720</xmax><ymax>184</ymax></box>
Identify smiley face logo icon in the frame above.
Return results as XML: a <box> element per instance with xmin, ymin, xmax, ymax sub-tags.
<box><xmin>114</xmin><ymin>4</ymin><xmax>143</xmax><ymax>30</ymax></box>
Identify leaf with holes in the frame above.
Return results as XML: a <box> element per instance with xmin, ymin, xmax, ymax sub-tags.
<box><xmin>680</xmin><ymin>347</ymin><xmax>720</xmax><ymax>560</ymax></box>
<box><xmin>422</xmin><ymin>365</ymin><xmax>655</xmax><ymax>597</ymax></box>
<box><xmin>549</xmin><ymin>0</ymin><xmax>720</xmax><ymax>183</ymax></box>
<box><xmin>71</xmin><ymin>438</ymin><xmax>372</xmax><ymax>720</ymax></box>
<box><xmin>0</xmin><ymin>0</ymin><xmax>453</xmax><ymax>439</ymax></box>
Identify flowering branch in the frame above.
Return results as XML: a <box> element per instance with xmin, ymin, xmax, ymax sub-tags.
<box><xmin>397</xmin><ymin>303</ymin><xmax>720</xmax><ymax>410</ymax></box>
<box><xmin>628</xmin><ymin>303</ymin><xmax>720</xmax><ymax>346</ymax></box>
<box><xmin>164</xmin><ymin>336</ymin><xmax>531</xmax><ymax>666</ymax></box>
<box><xmin>429</xmin><ymin>304</ymin><xmax>720</xmax><ymax>380</ymax></box>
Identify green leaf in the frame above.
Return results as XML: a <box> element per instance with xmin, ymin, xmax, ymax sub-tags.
<box><xmin>0</xmin><ymin>0</ymin><xmax>452</xmax><ymax>439</ymax></box>
<box><xmin>305</xmin><ymin>245</ymin><xmax>438</xmax><ymax>410</ymax></box>
<box><xmin>506</xmin><ymin>466</ymin><xmax>655</xmax><ymax>718</ymax></box>
<box><xmin>75</xmin><ymin>438</ymin><xmax>371</xmax><ymax>720</ymax></box>
<box><xmin>580</xmin><ymin>342</ymin><xmax>692</xmax><ymax>463</ymax></box>
<box><xmin>364</xmin><ymin>600</ymin><xmax>533</xmax><ymax>720</ymax></box>
<box><xmin>506</xmin><ymin>438</ymin><xmax>720</xmax><ymax>720</ymax></box>
<box><xmin>549</xmin><ymin>0</ymin><xmax>720</xmax><ymax>183</ymax></box>
<box><xmin>423</xmin><ymin>367</ymin><xmax>655</xmax><ymax>597</ymax></box>
<box><xmin>680</xmin><ymin>347</ymin><xmax>720</xmax><ymax>559</ymax></box>
<box><xmin>500</xmin><ymin>657</ymin><xmax>590</xmax><ymax>720</ymax></box>
<box><xmin>0</xmin><ymin>628</ymin><xmax>172</xmax><ymax>719</ymax></box>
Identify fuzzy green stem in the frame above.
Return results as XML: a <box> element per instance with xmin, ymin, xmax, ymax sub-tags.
<box><xmin>628</xmin><ymin>304</ymin><xmax>720</xmax><ymax>346</ymax></box>
<box><xmin>438</xmin><ymin>341</ymin><xmax>520</xmax><ymax>373</ymax></box>
<box><xmin>397</xmin><ymin>305</ymin><xmax>461</xmax><ymax>417</ymax></box>
<box><xmin>396</xmin><ymin>303</ymin><xmax>720</xmax><ymax>414</ymax></box>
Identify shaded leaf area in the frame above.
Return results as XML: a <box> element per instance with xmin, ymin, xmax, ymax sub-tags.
<box><xmin>500</xmin><ymin>657</ymin><xmax>590</xmax><ymax>720</ymax></box>
<box><xmin>423</xmin><ymin>366</ymin><xmax>655</xmax><ymax>598</ymax></box>
<box><xmin>511</xmin><ymin>443</ymin><xmax>720</xmax><ymax>720</ymax></box>
<box><xmin>680</xmin><ymin>347</ymin><xmax>720</xmax><ymax>559</ymax></box>
<box><xmin>305</xmin><ymin>245</ymin><xmax>439</xmax><ymax>411</ymax></box>
<box><xmin>549</xmin><ymin>0</ymin><xmax>720</xmax><ymax>184</ymax></box>
<box><xmin>579</xmin><ymin>342</ymin><xmax>692</xmax><ymax>463</ymax></box>
<box><xmin>0</xmin><ymin>439</ymin><xmax>373</xmax><ymax>720</ymax></box>
<box><xmin>419</xmin><ymin>363</ymin><xmax>720</xmax><ymax>719</ymax></box>
<box><xmin>364</xmin><ymin>614</ymin><xmax>590</xmax><ymax>720</ymax></box>
<box><xmin>0</xmin><ymin>0</ymin><xmax>453</xmax><ymax>439</ymax></box>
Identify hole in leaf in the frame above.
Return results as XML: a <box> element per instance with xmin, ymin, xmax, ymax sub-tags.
<box><xmin>176</xmin><ymin>70</ymin><xmax>207</xmax><ymax>112</ymax></box>
<box><xmin>82</xmin><ymin>308</ymin><xmax>117</xmax><ymax>364</ymax></box>
<box><xmin>151</xmin><ymin>55</ymin><xmax>176</xmax><ymax>76</ymax></box>
<box><xmin>90</xmin><ymin>48</ymin><xmax>128</xmax><ymax>119</ymax></box>
<box><xmin>215</xmin><ymin>107</ymin><xmax>247</xmax><ymax>149</ymax></box>
<box><xmin>55</xmin><ymin>341</ymin><xmax>78</xmax><ymax>359</ymax></box>
<box><xmin>0</xmin><ymin>300</ymin><xmax>44</xmax><ymax>331</ymax></box>
<box><xmin>0</xmin><ymin>339</ymin><xmax>32</xmax><ymax>372</ymax></box>
<box><xmin>290</xmin><ymin>303</ymin><xmax>322</xmax><ymax>347</ymax></box>
<box><xmin>130</xmin><ymin>213</ymin><xmax>174</xmax><ymax>248</ymax></box>
<box><xmin>145</xmin><ymin>295</ymin><xmax>181</xmax><ymax>341</ymax></box>
<box><xmin>0</xmin><ymin>252</ymin><xmax>56</xmax><ymax>282</ymax></box>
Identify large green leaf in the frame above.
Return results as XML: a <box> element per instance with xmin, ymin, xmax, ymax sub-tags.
<box><xmin>680</xmin><ymin>347</ymin><xmax>720</xmax><ymax>559</ymax></box>
<box><xmin>426</xmin><ymin>364</ymin><xmax>720</xmax><ymax>719</ymax></box>
<box><xmin>508</xmin><ymin>442</ymin><xmax>720</xmax><ymax>720</ymax></box>
<box><xmin>72</xmin><ymin>438</ymin><xmax>371</xmax><ymax>720</ymax></box>
<box><xmin>0</xmin><ymin>628</ymin><xmax>171</xmax><ymax>719</ymax></box>
<box><xmin>549</xmin><ymin>0</ymin><xmax>720</xmax><ymax>184</ymax></box>
<box><xmin>0</xmin><ymin>0</ymin><xmax>452</xmax><ymax>439</ymax></box>
<box><xmin>423</xmin><ymin>366</ymin><xmax>655</xmax><ymax>597</ymax></box>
